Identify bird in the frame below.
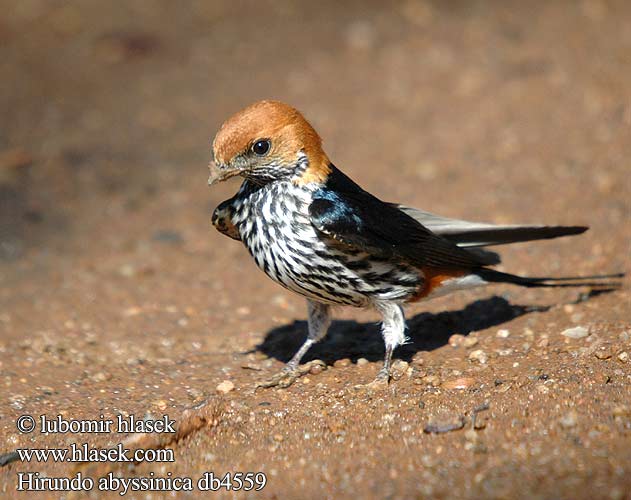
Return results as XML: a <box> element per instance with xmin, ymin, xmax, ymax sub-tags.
<box><xmin>208</xmin><ymin>100</ymin><xmax>622</xmax><ymax>388</ymax></box>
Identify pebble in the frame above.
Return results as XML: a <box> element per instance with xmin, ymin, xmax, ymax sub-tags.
<box><xmin>333</xmin><ymin>358</ymin><xmax>351</xmax><ymax>368</ymax></box>
<box><xmin>617</xmin><ymin>352</ymin><xmax>629</xmax><ymax>363</ymax></box>
<box><xmin>153</xmin><ymin>400</ymin><xmax>168</xmax><ymax>411</ymax></box>
<box><xmin>559</xmin><ymin>410</ymin><xmax>578</xmax><ymax>428</ymax></box>
<box><xmin>216</xmin><ymin>380</ymin><xmax>235</xmax><ymax>393</ymax></box>
<box><xmin>463</xmin><ymin>337</ymin><xmax>479</xmax><ymax>348</ymax></box>
<box><xmin>90</xmin><ymin>372</ymin><xmax>111</xmax><ymax>382</ymax></box>
<box><xmin>595</xmin><ymin>348</ymin><xmax>612</xmax><ymax>360</ymax></box>
<box><xmin>411</xmin><ymin>352</ymin><xmax>425</xmax><ymax>365</ymax></box>
<box><xmin>391</xmin><ymin>359</ymin><xmax>409</xmax><ymax>372</ymax></box>
<box><xmin>448</xmin><ymin>334</ymin><xmax>466</xmax><ymax>347</ymax></box>
<box><xmin>9</xmin><ymin>395</ymin><xmax>25</xmax><ymax>411</ymax></box>
<box><xmin>424</xmin><ymin>414</ymin><xmax>465</xmax><ymax>434</ymax></box>
<box><xmin>309</xmin><ymin>362</ymin><xmax>325</xmax><ymax>375</ymax></box>
<box><xmin>442</xmin><ymin>377</ymin><xmax>475</xmax><ymax>390</ymax></box>
<box><xmin>496</xmin><ymin>329</ymin><xmax>510</xmax><ymax>338</ymax></box>
<box><xmin>561</xmin><ymin>326</ymin><xmax>589</xmax><ymax>339</ymax></box>
<box><xmin>422</xmin><ymin>375</ymin><xmax>441</xmax><ymax>387</ymax></box>
<box><xmin>356</xmin><ymin>357</ymin><xmax>369</xmax><ymax>366</ymax></box>
<box><xmin>468</xmin><ymin>350</ymin><xmax>488</xmax><ymax>364</ymax></box>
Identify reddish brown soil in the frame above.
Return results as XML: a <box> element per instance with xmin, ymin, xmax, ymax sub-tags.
<box><xmin>1</xmin><ymin>1</ymin><xmax>629</xmax><ymax>499</ymax></box>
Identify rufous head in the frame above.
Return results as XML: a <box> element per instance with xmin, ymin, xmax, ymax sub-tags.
<box><xmin>209</xmin><ymin>100</ymin><xmax>330</xmax><ymax>185</ymax></box>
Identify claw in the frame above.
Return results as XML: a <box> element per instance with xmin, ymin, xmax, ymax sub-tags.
<box><xmin>256</xmin><ymin>360</ymin><xmax>326</xmax><ymax>389</ymax></box>
<box><xmin>354</xmin><ymin>368</ymin><xmax>391</xmax><ymax>391</ymax></box>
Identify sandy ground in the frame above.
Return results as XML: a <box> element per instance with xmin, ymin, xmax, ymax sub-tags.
<box><xmin>1</xmin><ymin>1</ymin><xmax>630</xmax><ymax>498</ymax></box>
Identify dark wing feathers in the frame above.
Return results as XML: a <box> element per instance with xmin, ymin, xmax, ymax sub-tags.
<box><xmin>397</xmin><ymin>206</ymin><xmax>588</xmax><ymax>248</ymax></box>
<box><xmin>309</xmin><ymin>167</ymin><xmax>491</xmax><ymax>269</ymax></box>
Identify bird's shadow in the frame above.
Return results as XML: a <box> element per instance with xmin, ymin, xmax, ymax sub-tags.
<box><xmin>255</xmin><ymin>291</ymin><xmax>609</xmax><ymax>364</ymax></box>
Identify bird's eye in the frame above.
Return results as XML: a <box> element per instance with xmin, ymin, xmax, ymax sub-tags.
<box><xmin>251</xmin><ymin>139</ymin><xmax>271</xmax><ymax>156</ymax></box>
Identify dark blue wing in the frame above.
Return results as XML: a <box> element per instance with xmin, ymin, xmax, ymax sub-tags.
<box><xmin>308</xmin><ymin>166</ymin><xmax>490</xmax><ymax>269</ymax></box>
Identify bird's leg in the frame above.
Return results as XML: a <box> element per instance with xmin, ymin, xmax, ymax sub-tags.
<box><xmin>368</xmin><ymin>301</ymin><xmax>406</xmax><ymax>388</ymax></box>
<box><xmin>257</xmin><ymin>300</ymin><xmax>331</xmax><ymax>388</ymax></box>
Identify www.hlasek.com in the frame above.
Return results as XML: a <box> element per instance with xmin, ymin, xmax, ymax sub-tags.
<box><xmin>12</xmin><ymin>414</ymin><xmax>267</xmax><ymax>495</ymax></box>
<box><xmin>17</xmin><ymin>443</ymin><xmax>174</xmax><ymax>463</ymax></box>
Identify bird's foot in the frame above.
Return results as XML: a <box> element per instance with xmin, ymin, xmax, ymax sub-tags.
<box><xmin>256</xmin><ymin>360</ymin><xmax>326</xmax><ymax>389</ymax></box>
<box><xmin>354</xmin><ymin>368</ymin><xmax>390</xmax><ymax>391</ymax></box>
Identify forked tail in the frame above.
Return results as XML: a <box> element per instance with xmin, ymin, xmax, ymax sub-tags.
<box><xmin>475</xmin><ymin>269</ymin><xmax>624</xmax><ymax>289</ymax></box>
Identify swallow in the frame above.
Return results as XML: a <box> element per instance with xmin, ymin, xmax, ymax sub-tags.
<box><xmin>208</xmin><ymin>100</ymin><xmax>622</xmax><ymax>388</ymax></box>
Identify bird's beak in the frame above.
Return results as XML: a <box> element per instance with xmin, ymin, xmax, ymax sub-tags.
<box><xmin>207</xmin><ymin>161</ymin><xmax>242</xmax><ymax>185</ymax></box>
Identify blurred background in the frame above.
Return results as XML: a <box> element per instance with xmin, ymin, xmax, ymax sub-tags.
<box><xmin>1</xmin><ymin>0</ymin><xmax>628</xmax><ymax>265</ymax></box>
<box><xmin>0</xmin><ymin>2</ymin><xmax>629</xmax><ymax>497</ymax></box>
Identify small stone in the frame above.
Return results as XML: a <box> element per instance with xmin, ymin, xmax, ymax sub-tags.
<box><xmin>309</xmin><ymin>361</ymin><xmax>325</xmax><ymax>375</ymax></box>
<box><xmin>448</xmin><ymin>334</ymin><xmax>466</xmax><ymax>347</ymax></box>
<box><xmin>617</xmin><ymin>352</ymin><xmax>629</xmax><ymax>363</ymax></box>
<box><xmin>357</xmin><ymin>357</ymin><xmax>369</xmax><ymax>366</ymax></box>
<box><xmin>464</xmin><ymin>441</ymin><xmax>488</xmax><ymax>453</ymax></box>
<box><xmin>468</xmin><ymin>350</ymin><xmax>488</xmax><ymax>364</ymax></box>
<box><xmin>559</xmin><ymin>410</ymin><xmax>578</xmax><ymax>428</ymax></box>
<box><xmin>9</xmin><ymin>394</ymin><xmax>25</xmax><ymax>411</ymax></box>
<box><xmin>595</xmin><ymin>348</ymin><xmax>612</xmax><ymax>360</ymax></box>
<box><xmin>537</xmin><ymin>338</ymin><xmax>549</xmax><ymax>348</ymax></box>
<box><xmin>424</xmin><ymin>414</ymin><xmax>465</xmax><ymax>434</ymax></box>
<box><xmin>90</xmin><ymin>372</ymin><xmax>111</xmax><ymax>382</ymax></box>
<box><xmin>333</xmin><ymin>358</ymin><xmax>351</xmax><ymax>368</ymax></box>
<box><xmin>273</xmin><ymin>434</ymin><xmax>284</xmax><ymax>442</ymax></box>
<box><xmin>495</xmin><ymin>382</ymin><xmax>512</xmax><ymax>393</ymax></box>
<box><xmin>496</xmin><ymin>329</ymin><xmax>510</xmax><ymax>338</ymax></box>
<box><xmin>411</xmin><ymin>352</ymin><xmax>425</xmax><ymax>365</ymax></box>
<box><xmin>619</xmin><ymin>331</ymin><xmax>630</xmax><ymax>342</ymax></box>
<box><xmin>561</xmin><ymin>326</ymin><xmax>589</xmax><ymax>339</ymax></box>
<box><xmin>497</xmin><ymin>348</ymin><xmax>513</xmax><ymax>356</ymax></box>
<box><xmin>422</xmin><ymin>375</ymin><xmax>441</xmax><ymax>386</ymax></box>
<box><xmin>463</xmin><ymin>337</ymin><xmax>479</xmax><ymax>348</ymax></box>
<box><xmin>442</xmin><ymin>377</ymin><xmax>475</xmax><ymax>390</ymax></box>
<box><xmin>153</xmin><ymin>400</ymin><xmax>168</xmax><ymax>411</ymax></box>
<box><xmin>392</xmin><ymin>360</ymin><xmax>409</xmax><ymax>372</ymax></box>
<box><xmin>216</xmin><ymin>380</ymin><xmax>235</xmax><ymax>393</ymax></box>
